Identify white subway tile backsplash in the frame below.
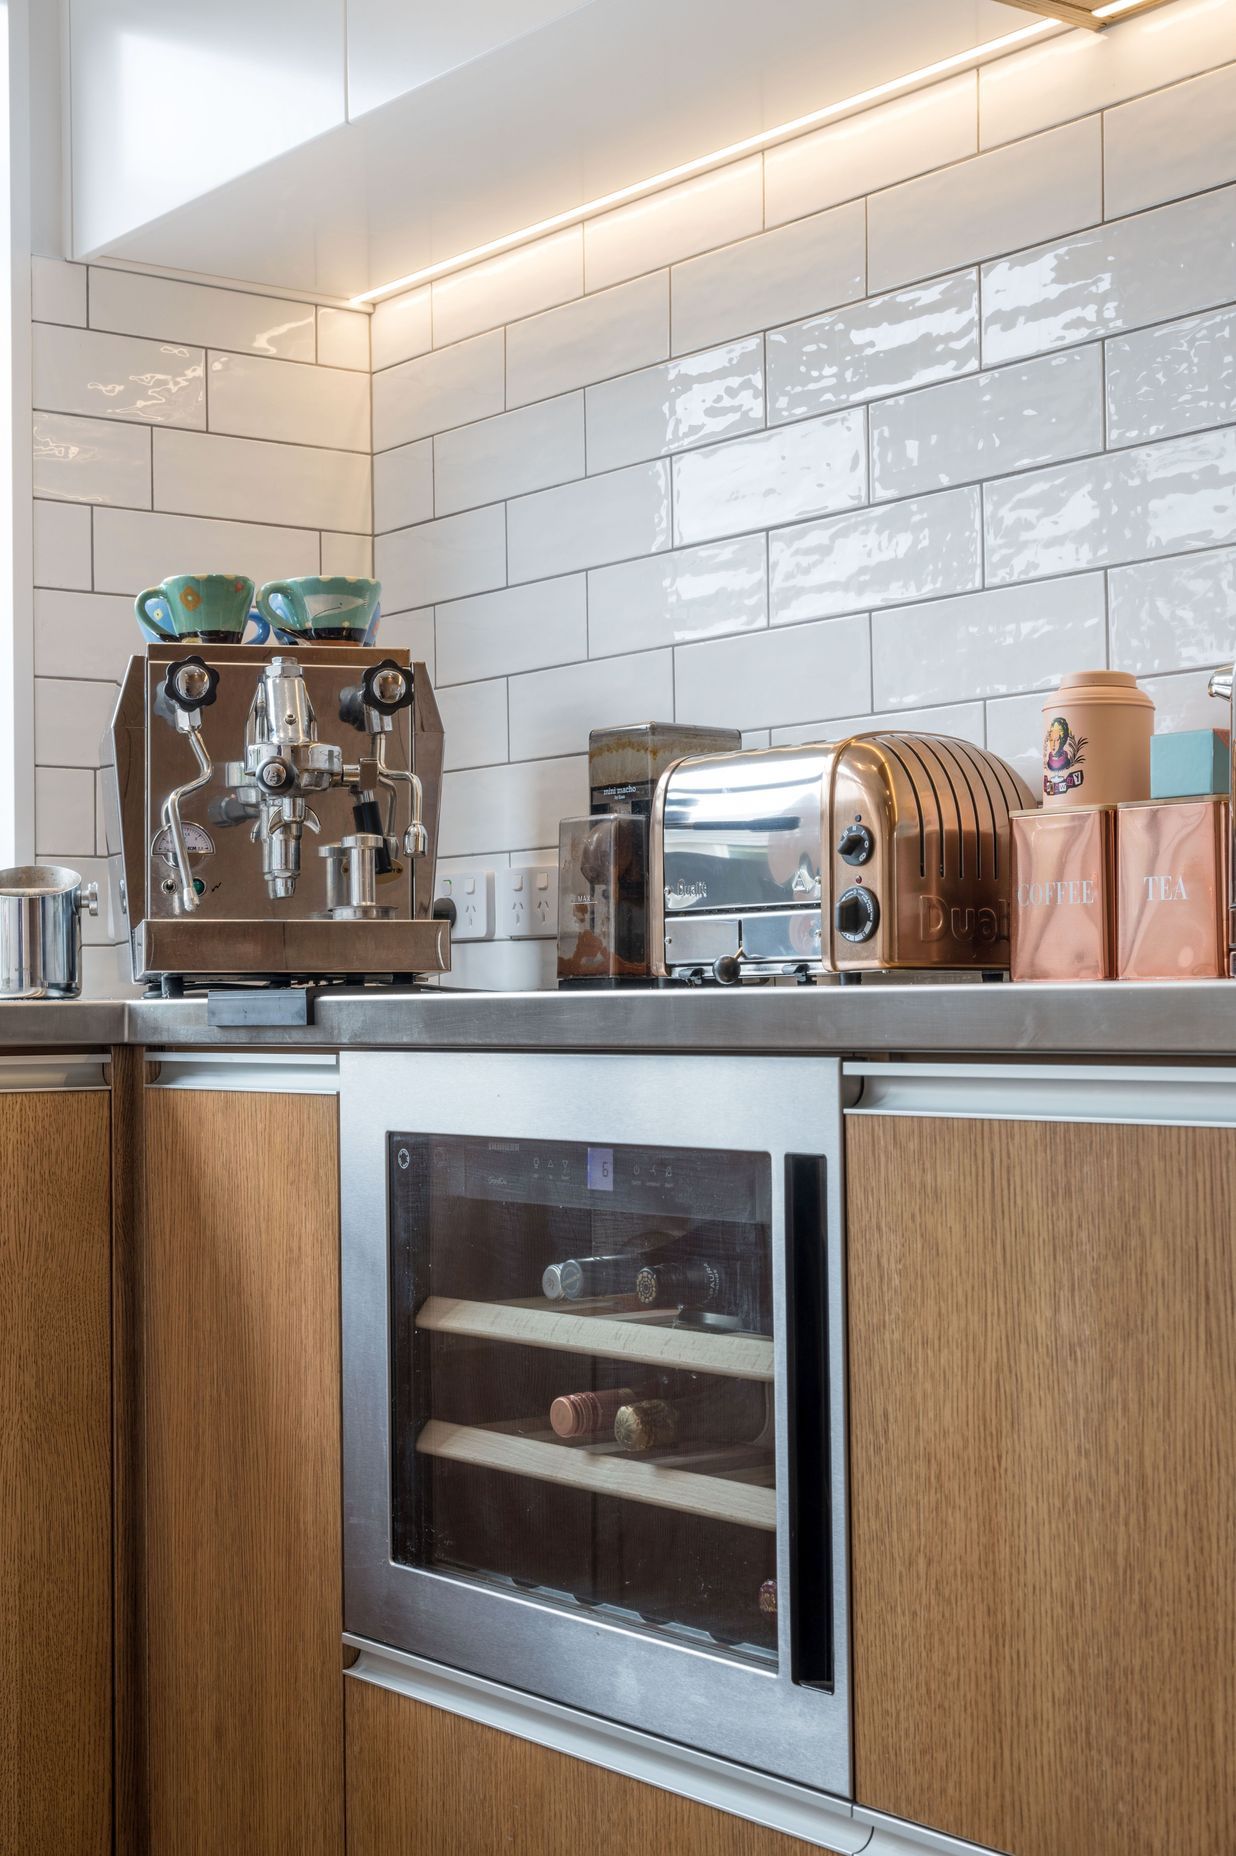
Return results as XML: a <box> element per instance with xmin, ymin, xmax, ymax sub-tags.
<box><xmin>317</xmin><ymin>307</ymin><xmax>370</xmax><ymax>370</ymax></box>
<box><xmin>153</xmin><ymin>428</ymin><xmax>371</xmax><ymax>532</ymax></box>
<box><xmin>32</xmin><ymin>257</ymin><xmax>87</xmax><ymax>327</ymax></box>
<box><xmin>33</xmin><ymin>412</ymin><xmax>151</xmax><ymax>508</ymax></box>
<box><xmin>670</xmin><ymin>205</ymin><xmax>866</xmax><ymax>358</ymax></box>
<box><xmin>506</xmin><ymin>272</ymin><xmax>669</xmax><ymax>408</ymax></box>
<box><xmin>322</xmin><ymin>532</ymin><xmax>374</xmax><ymax>577</ymax></box>
<box><xmin>508</xmin><ymin>461</ymin><xmax>670</xmax><ymax>581</ymax></box>
<box><xmin>1109</xmin><ymin>545</ymin><xmax>1236</xmax><ymax>674</ymax></box>
<box><xmin>436</xmin><ymin>579</ymin><xmax>587</xmax><ymax>686</ymax></box>
<box><xmin>673</xmin><ymin>410</ymin><xmax>866</xmax><ymax>546</ymax></box>
<box><xmin>34</xmin><ymin>590</ymin><xmax>138</xmax><ymax>682</ymax></box>
<box><xmin>1105</xmin><ymin>306</ymin><xmax>1236</xmax><ymax>448</ymax></box>
<box><xmin>871</xmin><ymin>575</ymin><xmax>1106</xmax><ymax>711</ymax></box>
<box><xmin>588</xmin><ymin>537</ymin><xmax>767</xmax><ymax>657</ymax></box>
<box><xmin>675</xmin><ymin>614</ymin><xmax>870</xmax><ymax>731</ymax></box>
<box><xmin>984</xmin><ymin>428</ymin><xmax>1236</xmax><ymax>583</ymax></box>
<box><xmin>868</xmin><ymin>119</ymin><xmax>1102</xmax><ymax>295</ymax></box>
<box><xmin>34</xmin><ymin>324</ymin><xmax>205</xmax><ymax>427</ymax></box>
<box><xmin>89</xmin><ymin>268</ymin><xmax>315</xmax><ymax>360</ymax></box>
<box><xmin>33</xmin><ymin>499</ymin><xmax>92</xmax><ymax>590</ymax></box>
<box><xmin>982</xmin><ymin>187</ymin><xmax>1236</xmax><ymax>367</ymax></box>
<box><xmin>379</xmin><ymin>607</ymin><xmax>435</xmax><ymax>675</ymax></box>
<box><xmin>509</xmin><ymin>651</ymin><xmax>673</xmax><ymax>761</ymax></box>
<box><xmin>35</xmin><ymin>766</ymin><xmax>97</xmax><ymax>855</ymax></box>
<box><xmin>768</xmin><ymin>270</ymin><xmax>979</xmax><ymax>425</ymax></box>
<box><xmin>770</xmin><ymin>486</ymin><xmax>982</xmax><ymax>625</ymax></box>
<box><xmin>1104</xmin><ymin>61</ymin><xmax>1236</xmax><ymax>220</ymax></box>
<box><xmin>93</xmin><ymin>507</ymin><xmax>319</xmax><ymax>595</ymax></box>
<box><xmin>870</xmin><ymin>348</ymin><xmax>1103</xmax><ymax>501</ymax></box>
<box><xmin>376</xmin><ymin>504</ymin><xmax>507</xmax><ymax>609</ymax></box>
<box><xmin>1140</xmin><ymin>664</ymin><xmax>1233</xmax><ymax>734</ymax></box>
<box><xmin>438</xmin><ymin>677</ymin><xmax>509</xmax><ymax>770</ymax></box>
<box><xmin>35</xmin><ymin>679</ymin><xmax>118</xmax><ymax>768</ymax></box>
<box><xmin>440</xmin><ymin>754</ymin><xmax>587</xmax><ymax>857</ymax></box>
<box><xmin>372</xmin><ymin>287</ymin><xmax>432</xmax><ymax>372</ymax></box>
<box><xmin>208</xmin><ymin>351</ymin><xmax>369</xmax><ymax>451</ymax></box>
<box><xmin>432</xmin><ymin>229</ymin><xmax>583</xmax><ymax>348</ymax></box>
<box><xmin>434</xmin><ymin>393</ymin><xmax>584</xmax><ymax>517</ymax></box>
<box><xmin>372</xmin><ymin>330</ymin><xmax>504</xmax><ymax>451</ymax></box>
<box><xmin>374</xmin><ymin>438</ymin><xmax>433</xmax><ymax>534</ymax></box>
<box><xmin>584</xmin><ymin>158</ymin><xmax>763</xmax><ymax>293</ymax></box>
<box><xmin>771</xmin><ymin>699</ymin><xmax>985</xmax><ymax>747</ymax></box>
<box><xmin>585</xmin><ymin>340</ymin><xmax>763</xmax><ymax>476</ymax></box>
<box><xmin>764</xmin><ymin>74</ymin><xmax>977</xmax><ymax>228</ymax></box>
<box><xmin>982</xmin><ymin>689</ymin><xmax>1043</xmax><ymax>787</ymax></box>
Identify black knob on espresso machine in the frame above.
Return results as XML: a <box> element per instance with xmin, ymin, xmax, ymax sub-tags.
<box><xmin>340</xmin><ymin>659</ymin><xmax>415</xmax><ymax>728</ymax></box>
<box><xmin>162</xmin><ymin>655</ymin><xmax>220</xmax><ymax>714</ymax></box>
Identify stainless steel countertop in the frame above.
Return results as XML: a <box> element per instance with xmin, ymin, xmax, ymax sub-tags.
<box><xmin>1</xmin><ymin>980</ymin><xmax>1235</xmax><ymax>1058</ymax></box>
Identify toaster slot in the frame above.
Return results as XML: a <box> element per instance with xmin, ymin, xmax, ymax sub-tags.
<box><xmin>876</xmin><ymin>738</ymin><xmax>927</xmax><ymax>879</ymax></box>
<box><xmin>950</xmin><ymin>739</ymin><xmax>1000</xmax><ymax>879</ymax></box>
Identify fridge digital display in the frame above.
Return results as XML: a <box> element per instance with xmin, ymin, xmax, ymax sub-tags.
<box><xmin>586</xmin><ymin>1146</ymin><xmax>614</xmax><ymax>1191</ymax></box>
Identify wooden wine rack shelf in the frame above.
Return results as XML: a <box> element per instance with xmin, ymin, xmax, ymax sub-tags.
<box><xmin>416</xmin><ymin>1420</ymin><xmax>777</xmax><ymax>1531</ymax></box>
<box><xmin>414</xmin><ymin>1296</ymin><xmax>775</xmax><ymax>1381</ymax></box>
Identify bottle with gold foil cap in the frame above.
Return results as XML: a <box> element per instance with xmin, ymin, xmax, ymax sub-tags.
<box><xmin>1041</xmin><ymin>671</ymin><xmax>1154</xmax><ymax>809</ymax></box>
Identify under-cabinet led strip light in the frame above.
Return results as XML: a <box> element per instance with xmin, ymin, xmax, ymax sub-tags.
<box><xmin>350</xmin><ymin>16</ymin><xmax>1067</xmax><ymax>305</ymax></box>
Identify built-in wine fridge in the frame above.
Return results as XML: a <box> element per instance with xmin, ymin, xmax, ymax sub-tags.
<box><xmin>340</xmin><ymin>1049</ymin><xmax>850</xmax><ymax>1796</ymax></box>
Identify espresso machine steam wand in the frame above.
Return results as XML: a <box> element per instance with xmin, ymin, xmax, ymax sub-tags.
<box><xmin>160</xmin><ymin>657</ymin><xmax>220</xmax><ymax>912</ymax></box>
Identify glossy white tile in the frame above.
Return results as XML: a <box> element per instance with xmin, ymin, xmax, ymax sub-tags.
<box><xmin>768</xmin><ymin>270</ymin><xmax>979</xmax><ymax>426</ymax></box>
<box><xmin>33</xmin><ymin>412</ymin><xmax>151</xmax><ymax>508</ymax></box>
<box><xmin>81</xmin><ymin>944</ymin><xmax>143</xmax><ymax>999</ymax></box>
<box><xmin>870</xmin><ymin>348</ymin><xmax>1103</xmax><ymax>501</ymax></box>
<box><xmin>208</xmin><ymin>351</ymin><xmax>369</xmax><ymax>451</ymax></box>
<box><xmin>585</xmin><ymin>339</ymin><xmax>763</xmax><ymax>476</ymax></box>
<box><xmin>765</xmin><ymin>74</ymin><xmax>977</xmax><ymax>228</ymax></box>
<box><xmin>771</xmin><ymin>699</ymin><xmax>985</xmax><ymax>747</ymax></box>
<box><xmin>436</xmin><ymin>578</ymin><xmax>587</xmax><ymax>686</ymax></box>
<box><xmin>982</xmin><ymin>689</ymin><xmax>1043</xmax><ymax>787</ymax></box>
<box><xmin>321</xmin><ymin>532</ymin><xmax>373</xmax><ymax>577</ymax></box>
<box><xmin>34</xmin><ymin>765</ymin><xmax>96</xmax><ymax>857</ymax></box>
<box><xmin>673</xmin><ymin>410</ymin><xmax>866</xmax><ymax>547</ymax></box>
<box><xmin>376</xmin><ymin>504</ymin><xmax>506</xmax><ymax>610</ymax></box>
<box><xmin>33</xmin><ymin>500</ymin><xmax>92</xmax><ymax>590</ymax></box>
<box><xmin>439</xmin><ymin>754</ymin><xmax>587</xmax><ymax>857</ymax></box>
<box><xmin>507</xmin><ymin>461</ymin><xmax>670</xmax><ymax>582</ymax></box>
<box><xmin>34</xmin><ymin>324</ymin><xmax>205</xmax><ymax>427</ymax></box>
<box><xmin>32</xmin><ymin>257</ymin><xmax>87</xmax><ymax>327</ymax></box>
<box><xmin>316</xmin><ymin>306</ymin><xmax>370</xmax><ymax>370</ymax></box>
<box><xmin>770</xmin><ymin>486</ymin><xmax>982</xmax><ymax>626</ymax></box>
<box><xmin>670</xmin><ymin>205</ymin><xmax>865</xmax><ymax>358</ymax></box>
<box><xmin>985</xmin><ymin>428</ymin><xmax>1236</xmax><ymax>584</ymax></box>
<box><xmin>675</xmin><ymin>614</ymin><xmax>870</xmax><ymax>731</ymax></box>
<box><xmin>584</xmin><ymin>158</ymin><xmax>763</xmax><ymax>294</ymax></box>
<box><xmin>434</xmin><ymin>393</ymin><xmax>584</xmax><ymax>517</ymax></box>
<box><xmin>438</xmin><ymin>677</ymin><xmax>509</xmax><ymax>770</ymax></box>
<box><xmin>588</xmin><ymin>537</ymin><xmax>767</xmax><ymax>658</ymax></box>
<box><xmin>1104</xmin><ymin>61</ymin><xmax>1236</xmax><ymax>220</ymax></box>
<box><xmin>153</xmin><ymin>428</ymin><xmax>371</xmax><ymax>532</ymax></box>
<box><xmin>378</xmin><ymin>607</ymin><xmax>435</xmax><ymax>677</ymax></box>
<box><xmin>982</xmin><ymin>186</ymin><xmax>1236</xmax><ymax>367</ymax></box>
<box><xmin>509</xmin><ymin>651</ymin><xmax>673</xmax><ymax>761</ymax></box>
<box><xmin>1140</xmin><ymin>664</ymin><xmax>1233</xmax><ymax>734</ymax></box>
<box><xmin>34</xmin><ymin>590</ymin><xmax>137</xmax><ymax>683</ymax></box>
<box><xmin>372</xmin><ymin>287</ymin><xmax>432</xmax><ymax>371</ymax></box>
<box><xmin>432</xmin><ymin>229</ymin><xmax>583</xmax><ymax>349</ymax></box>
<box><xmin>374</xmin><ymin>438</ymin><xmax>434</xmax><ymax>534</ymax></box>
<box><xmin>89</xmin><ymin>268</ymin><xmax>315</xmax><ymax>360</ymax></box>
<box><xmin>372</xmin><ymin>330</ymin><xmax>504</xmax><ymax>451</ymax></box>
<box><xmin>92</xmin><ymin>507</ymin><xmax>319</xmax><ymax>596</ymax></box>
<box><xmin>1106</xmin><ymin>306</ymin><xmax>1236</xmax><ymax>448</ymax></box>
<box><xmin>868</xmin><ymin>119</ymin><xmax>1101</xmax><ymax>295</ymax></box>
<box><xmin>35</xmin><ymin>679</ymin><xmax>119</xmax><ymax>769</ymax></box>
<box><xmin>1109</xmin><ymin>545</ymin><xmax>1236</xmax><ymax>674</ymax></box>
<box><xmin>872</xmin><ymin>575</ymin><xmax>1106</xmax><ymax>711</ymax></box>
<box><xmin>506</xmin><ymin>272</ymin><xmax>669</xmax><ymax>408</ymax></box>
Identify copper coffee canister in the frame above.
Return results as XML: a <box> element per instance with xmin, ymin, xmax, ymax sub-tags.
<box><xmin>1116</xmin><ymin>796</ymin><xmax>1229</xmax><ymax>980</ymax></box>
<box><xmin>1011</xmin><ymin>806</ymin><xmax>1116</xmax><ymax>981</ymax></box>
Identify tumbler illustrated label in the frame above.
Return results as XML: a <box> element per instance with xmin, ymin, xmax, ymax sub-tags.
<box><xmin>1043</xmin><ymin>714</ymin><xmax>1087</xmax><ymax>797</ymax></box>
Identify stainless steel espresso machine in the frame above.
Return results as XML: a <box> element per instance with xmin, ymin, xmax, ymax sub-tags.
<box><xmin>102</xmin><ymin>642</ymin><xmax>450</xmax><ymax>995</ymax></box>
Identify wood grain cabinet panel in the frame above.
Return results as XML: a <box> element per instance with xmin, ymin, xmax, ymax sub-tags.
<box><xmin>345</xmin><ymin>1679</ymin><xmax>838</xmax><ymax>1856</ymax></box>
<box><xmin>142</xmin><ymin>1088</ymin><xmax>344</xmax><ymax>1856</ymax></box>
<box><xmin>847</xmin><ymin>1114</ymin><xmax>1236</xmax><ymax>1856</ymax></box>
<box><xmin>0</xmin><ymin>1089</ymin><xmax>112</xmax><ymax>1856</ymax></box>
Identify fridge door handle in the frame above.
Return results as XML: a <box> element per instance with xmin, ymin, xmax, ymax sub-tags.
<box><xmin>784</xmin><ymin>1153</ymin><xmax>832</xmax><ymax>1689</ymax></box>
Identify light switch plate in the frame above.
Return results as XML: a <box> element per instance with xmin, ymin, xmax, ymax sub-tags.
<box><xmin>499</xmin><ymin>863</ymin><xmax>558</xmax><ymax>939</ymax></box>
<box><xmin>434</xmin><ymin>867</ymin><xmax>495</xmax><ymax>940</ymax></box>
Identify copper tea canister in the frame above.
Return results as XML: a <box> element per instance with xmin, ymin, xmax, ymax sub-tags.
<box><xmin>1011</xmin><ymin>806</ymin><xmax>1117</xmax><ymax>981</ymax></box>
<box><xmin>1041</xmin><ymin>670</ymin><xmax>1154</xmax><ymax>809</ymax></box>
<box><xmin>1116</xmin><ymin>796</ymin><xmax>1229</xmax><ymax>980</ymax></box>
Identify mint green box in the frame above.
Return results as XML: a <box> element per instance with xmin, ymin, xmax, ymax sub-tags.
<box><xmin>1150</xmin><ymin>729</ymin><xmax>1229</xmax><ymax>798</ymax></box>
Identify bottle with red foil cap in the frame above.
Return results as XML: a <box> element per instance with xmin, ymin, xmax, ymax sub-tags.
<box><xmin>549</xmin><ymin>1387</ymin><xmax>636</xmax><ymax>1440</ymax></box>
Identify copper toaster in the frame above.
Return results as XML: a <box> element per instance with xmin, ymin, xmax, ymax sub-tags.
<box><xmin>649</xmin><ymin>733</ymin><xmax>1034</xmax><ymax>982</ymax></box>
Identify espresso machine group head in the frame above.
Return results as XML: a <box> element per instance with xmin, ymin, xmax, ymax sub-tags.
<box><xmin>103</xmin><ymin>641</ymin><xmax>450</xmax><ymax>987</ymax></box>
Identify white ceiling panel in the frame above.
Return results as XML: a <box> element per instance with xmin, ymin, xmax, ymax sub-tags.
<box><xmin>346</xmin><ymin>0</ymin><xmax>603</xmax><ymax>120</ymax></box>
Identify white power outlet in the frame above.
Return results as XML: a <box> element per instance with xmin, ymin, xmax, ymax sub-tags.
<box><xmin>434</xmin><ymin>868</ymin><xmax>495</xmax><ymax>940</ymax></box>
<box><xmin>499</xmin><ymin>863</ymin><xmax>558</xmax><ymax>939</ymax></box>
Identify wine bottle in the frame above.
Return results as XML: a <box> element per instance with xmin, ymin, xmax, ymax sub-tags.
<box><xmin>549</xmin><ymin>1386</ymin><xmax>636</xmax><ymax>1439</ymax></box>
<box><xmin>634</xmin><ymin>1255</ymin><xmax>723</xmax><ymax>1311</ymax></box>
<box><xmin>541</xmin><ymin>1228</ymin><xmax>680</xmax><ymax>1302</ymax></box>
<box><xmin>612</xmin><ymin>1379</ymin><xmax>769</xmax><ymax>1455</ymax></box>
<box><xmin>758</xmin><ymin>1578</ymin><xmax>778</xmax><ymax>1618</ymax></box>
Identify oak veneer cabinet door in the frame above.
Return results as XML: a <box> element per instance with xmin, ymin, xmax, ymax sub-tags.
<box><xmin>847</xmin><ymin>1113</ymin><xmax>1236</xmax><ymax>1856</ymax></box>
<box><xmin>344</xmin><ymin>1679</ymin><xmax>841</xmax><ymax>1856</ymax></box>
<box><xmin>143</xmin><ymin>1087</ymin><xmax>344</xmax><ymax>1855</ymax></box>
<box><xmin>0</xmin><ymin>1088</ymin><xmax>112</xmax><ymax>1856</ymax></box>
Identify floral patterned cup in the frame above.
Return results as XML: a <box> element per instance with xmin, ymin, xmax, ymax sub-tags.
<box><xmin>135</xmin><ymin>573</ymin><xmax>266</xmax><ymax>644</ymax></box>
<box><xmin>257</xmin><ymin>575</ymin><xmax>381</xmax><ymax>643</ymax></box>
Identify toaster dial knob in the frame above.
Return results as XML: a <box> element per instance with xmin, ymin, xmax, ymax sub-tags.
<box><xmin>837</xmin><ymin>823</ymin><xmax>874</xmax><ymax>866</ymax></box>
<box><xmin>836</xmin><ymin>886</ymin><xmax>879</xmax><ymax>943</ymax></box>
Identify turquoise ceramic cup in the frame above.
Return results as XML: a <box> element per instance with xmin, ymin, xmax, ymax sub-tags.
<box><xmin>135</xmin><ymin>573</ymin><xmax>267</xmax><ymax>644</ymax></box>
<box><xmin>256</xmin><ymin>576</ymin><xmax>382</xmax><ymax>643</ymax></box>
